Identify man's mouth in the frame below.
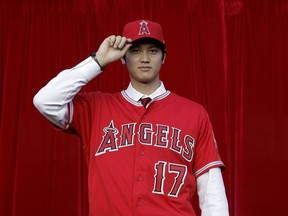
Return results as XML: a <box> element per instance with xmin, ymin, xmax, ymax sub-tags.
<box><xmin>138</xmin><ymin>66</ymin><xmax>152</xmax><ymax>71</ymax></box>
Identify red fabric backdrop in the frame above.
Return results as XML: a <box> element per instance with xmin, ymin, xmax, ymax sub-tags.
<box><xmin>1</xmin><ymin>0</ymin><xmax>288</xmax><ymax>215</ymax></box>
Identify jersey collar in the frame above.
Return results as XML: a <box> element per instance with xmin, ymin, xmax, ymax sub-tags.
<box><xmin>124</xmin><ymin>81</ymin><xmax>167</xmax><ymax>101</ymax></box>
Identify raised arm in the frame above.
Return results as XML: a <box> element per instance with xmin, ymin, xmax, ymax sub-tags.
<box><xmin>33</xmin><ymin>36</ymin><xmax>132</xmax><ymax>129</ymax></box>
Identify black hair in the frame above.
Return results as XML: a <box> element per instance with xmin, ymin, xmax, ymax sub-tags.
<box><xmin>132</xmin><ymin>38</ymin><xmax>166</xmax><ymax>54</ymax></box>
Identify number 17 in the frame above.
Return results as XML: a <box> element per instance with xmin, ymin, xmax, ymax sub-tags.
<box><xmin>153</xmin><ymin>161</ymin><xmax>187</xmax><ymax>197</ymax></box>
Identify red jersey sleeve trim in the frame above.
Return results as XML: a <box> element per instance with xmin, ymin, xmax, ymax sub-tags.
<box><xmin>194</xmin><ymin>161</ymin><xmax>225</xmax><ymax>178</ymax></box>
<box><xmin>63</xmin><ymin>101</ymin><xmax>73</xmax><ymax>129</ymax></box>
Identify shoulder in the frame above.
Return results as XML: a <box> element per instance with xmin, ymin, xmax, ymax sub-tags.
<box><xmin>168</xmin><ymin>92</ymin><xmax>206</xmax><ymax>112</ymax></box>
<box><xmin>165</xmin><ymin>92</ymin><xmax>211</xmax><ymax>124</ymax></box>
<box><xmin>75</xmin><ymin>91</ymin><xmax>121</xmax><ymax>99</ymax></box>
<box><xmin>73</xmin><ymin>91</ymin><xmax>122</xmax><ymax>105</ymax></box>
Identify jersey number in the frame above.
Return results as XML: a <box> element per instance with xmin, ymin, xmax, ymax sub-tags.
<box><xmin>152</xmin><ymin>161</ymin><xmax>187</xmax><ymax>197</ymax></box>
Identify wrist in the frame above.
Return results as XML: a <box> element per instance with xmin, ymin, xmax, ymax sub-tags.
<box><xmin>90</xmin><ymin>52</ymin><xmax>105</xmax><ymax>71</ymax></box>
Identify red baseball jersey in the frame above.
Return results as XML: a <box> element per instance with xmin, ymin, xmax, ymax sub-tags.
<box><xmin>68</xmin><ymin>90</ymin><xmax>224</xmax><ymax>216</ymax></box>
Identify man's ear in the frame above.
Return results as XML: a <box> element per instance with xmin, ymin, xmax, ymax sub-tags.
<box><xmin>162</xmin><ymin>54</ymin><xmax>166</xmax><ymax>64</ymax></box>
<box><xmin>121</xmin><ymin>58</ymin><xmax>126</xmax><ymax>64</ymax></box>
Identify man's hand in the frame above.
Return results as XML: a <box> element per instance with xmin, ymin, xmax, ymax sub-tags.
<box><xmin>95</xmin><ymin>35</ymin><xmax>132</xmax><ymax>68</ymax></box>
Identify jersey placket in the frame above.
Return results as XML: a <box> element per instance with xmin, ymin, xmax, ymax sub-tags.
<box><xmin>133</xmin><ymin>105</ymin><xmax>151</xmax><ymax>214</ymax></box>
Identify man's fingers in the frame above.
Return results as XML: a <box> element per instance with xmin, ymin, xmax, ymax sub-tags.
<box><xmin>107</xmin><ymin>35</ymin><xmax>132</xmax><ymax>49</ymax></box>
<box><xmin>97</xmin><ymin>35</ymin><xmax>133</xmax><ymax>66</ymax></box>
<box><xmin>121</xmin><ymin>43</ymin><xmax>133</xmax><ymax>54</ymax></box>
<box><xmin>118</xmin><ymin>37</ymin><xmax>128</xmax><ymax>49</ymax></box>
<box><xmin>126</xmin><ymin>38</ymin><xmax>132</xmax><ymax>43</ymax></box>
<box><xmin>115</xmin><ymin>36</ymin><xmax>132</xmax><ymax>50</ymax></box>
<box><xmin>108</xmin><ymin>35</ymin><xmax>116</xmax><ymax>46</ymax></box>
<box><xmin>112</xmin><ymin>36</ymin><xmax>121</xmax><ymax>48</ymax></box>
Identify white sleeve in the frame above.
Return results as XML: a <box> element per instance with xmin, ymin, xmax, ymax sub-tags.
<box><xmin>197</xmin><ymin>167</ymin><xmax>229</xmax><ymax>216</ymax></box>
<box><xmin>33</xmin><ymin>57</ymin><xmax>102</xmax><ymax>129</ymax></box>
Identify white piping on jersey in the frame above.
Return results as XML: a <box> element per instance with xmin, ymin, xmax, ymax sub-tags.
<box><xmin>121</xmin><ymin>91</ymin><xmax>142</xmax><ymax>106</ymax></box>
<box><xmin>121</xmin><ymin>90</ymin><xmax>171</xmax><ymax>106</ymax></box>
<box><xmin>153</xmin><ymin>91</ymin><xmax>171</xmax><ymax>101</ymax></box>
<box><xmin>64</xmin><ymin>101</ymin><xmax>74</xmax><ymax>129</ymax></box>
<box><xmin>194</xmin><ymin>161</ymin><xmax>224</xmax><ymax>177</ymax></box>
<box><xmin>68</xmin><ymin>101</ymin><xmax>74</xmax><ymax>128</ymax></box>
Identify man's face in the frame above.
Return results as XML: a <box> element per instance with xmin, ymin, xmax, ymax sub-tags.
<box><xmin>124</xmin><ymin>41</ymin><xmax>165</xmax><ymax>86</ymax></box>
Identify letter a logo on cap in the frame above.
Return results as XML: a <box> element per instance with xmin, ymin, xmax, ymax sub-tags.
<box><xmin>138</xmin><ymin>20</ymin><xmax>151</xmax><ymax>35</ymax></box>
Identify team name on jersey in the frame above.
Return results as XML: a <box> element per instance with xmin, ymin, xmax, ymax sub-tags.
<box><xmin>95</xmin><ymin>120</ymin><xmax>195</xmax><ymax>162</ymax></box>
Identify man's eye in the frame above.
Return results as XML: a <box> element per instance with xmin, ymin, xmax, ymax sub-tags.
<box><xmin>150</xmin><ymin>48</ymin><xmax>159</xmax><ymax>54</ymax></box>
<box><xmin>130</xmin><ymin>48</ymin><xmax>140</xmax><ymax>53</ymax></box>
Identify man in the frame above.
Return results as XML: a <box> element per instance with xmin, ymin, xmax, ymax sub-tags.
<box><xmin>34</xmin><ymin>19</ymin><xmax>229</xmax><ymax>216</ymax></box>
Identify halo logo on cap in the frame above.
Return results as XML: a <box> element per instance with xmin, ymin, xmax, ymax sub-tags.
<box><xmin>123</xmin><ymin>19</ymin><xmax>165</xmax><ymax>49</ymax></box>
<box><xmin>139</xmin><ymin>20</ymin><xmax>151</xmax><ymax>35</ymax></box>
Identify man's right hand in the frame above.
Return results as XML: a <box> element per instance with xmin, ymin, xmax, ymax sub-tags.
<box><xmin>95</xmin><ymin>35</ymin><xmax>132</xmax><ymax>68</ymax></box>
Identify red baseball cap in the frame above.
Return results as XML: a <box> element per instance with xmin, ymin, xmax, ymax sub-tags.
<box><xmin>123</xmin><ymin>19</ymin><xmax>166</xmax><ymax>48</ymax></box>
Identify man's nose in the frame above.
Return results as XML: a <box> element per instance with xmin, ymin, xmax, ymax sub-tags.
<box><xmin>140</xmin><ymin>52</ymin><xmax>150</xmax><ymax>63</ymax></box>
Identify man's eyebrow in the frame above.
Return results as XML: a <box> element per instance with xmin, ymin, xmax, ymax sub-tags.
<box><xmin>149</xmin><ymin>45</ymin><xmax>161</xmax><ymax>48</ymax></box>
<box><xmin>129</xmin><ymin>44</ymin><xmax>140</xmax><ymax>48</ymax></box>
<box><xmin>132</xmin><ymin>43</ymin><xmax>160</xmax><ymax>47</ymax></box>
<box><xmin>128</xmin><ymin>43</ymin><xmax>161</xmax><ymax>51</ymax></box>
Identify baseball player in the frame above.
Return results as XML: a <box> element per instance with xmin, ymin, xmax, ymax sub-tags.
<box><xmin>34</xmin><ymin>20</ymin><xmax>229</xmax><ymax>215</ymax></box>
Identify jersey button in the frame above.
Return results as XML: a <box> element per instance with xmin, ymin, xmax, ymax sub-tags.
<box><xmin>139</xmin><ymin>150</ymin><xmax>145</xmax><ymax>155</ymax></box>
<box><xmin>137</xmin><ymin>175</ymin><xmax>143</xmax><ymax>181</ymax></box>
<box><xmin>137</xmin><ymin>200</ymin><xmax>143</xmax><ymax>206</ymax></box>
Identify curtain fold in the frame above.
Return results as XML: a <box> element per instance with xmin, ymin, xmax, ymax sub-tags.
<box><xmin>1</xmin><ymin>0</ymin><xmax>287</xmax><ymax>215</ymax></box>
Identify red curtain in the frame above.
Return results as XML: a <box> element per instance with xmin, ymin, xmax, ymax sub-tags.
<box><xmin>1</xmin><ymin>0</ymin><xmax>287</xmax><ymax>215</ymax></box>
